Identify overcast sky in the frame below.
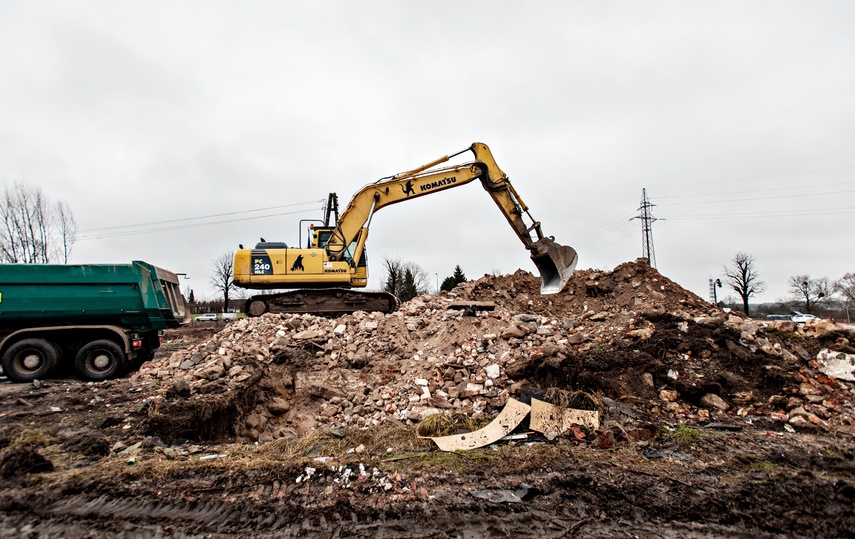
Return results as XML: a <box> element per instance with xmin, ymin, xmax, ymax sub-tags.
<box><xmin>1</xmin><ymin>1</ymin><xmax>853</xmax><ymax>307</ymax></box>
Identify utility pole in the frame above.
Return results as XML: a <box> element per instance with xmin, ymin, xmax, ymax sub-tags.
<box><xmin>709</xmin><ymin>278</ymin><xmax>722</xmax><ymax>305</ymax></box>
<box><xmin>631</xmin><ymin>188</ymin><xmax>659</xmax><ymax>268</ymax></box>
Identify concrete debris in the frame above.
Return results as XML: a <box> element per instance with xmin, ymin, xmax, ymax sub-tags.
<box><xmin>699</xmin><ymin>394</ymin><xmax>730</xmax><ymax>411</ymax></box>
<box><xmin>816</xmin><ymin>348</ymin><xmax>855</xmax><ymax>382</ymax></box>
<box><xmin>135</xmin><ymin>259</ymin><xmax>855</xmax><ymax>443</ymax></box>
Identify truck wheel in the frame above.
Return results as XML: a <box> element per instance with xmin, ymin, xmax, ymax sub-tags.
<box><xmin>75</xmin><ymin>340</ymin><xmax>126</xmax><ymax>381</ymax></box>
<box><xmin>2</xmin><ymin>339</ymin><xmax>58</xmax><ymax>382</ymax></box>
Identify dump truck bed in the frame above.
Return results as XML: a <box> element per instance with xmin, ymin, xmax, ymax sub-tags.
<box><xmin>0</xmin><ymin>261</ymin><xmax>190</xmax><ymax>331</ymax></box>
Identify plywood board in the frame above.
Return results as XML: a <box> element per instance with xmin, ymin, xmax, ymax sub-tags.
<box><xmin>430</xmin><ymin>398</ymin><xmax>530</xmax><ymax>452</ymax></box>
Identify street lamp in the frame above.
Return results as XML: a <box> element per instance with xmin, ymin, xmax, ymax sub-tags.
<box><xmin>713</xmin><ymin>278</ymin><xmax>722</xmax><ymax>305</ymax></box>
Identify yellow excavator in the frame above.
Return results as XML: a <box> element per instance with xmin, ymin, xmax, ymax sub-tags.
<box><xmin>233</xmin><ymin>142</ymin><xmax>577</xmax><ymax>316</ymax></box>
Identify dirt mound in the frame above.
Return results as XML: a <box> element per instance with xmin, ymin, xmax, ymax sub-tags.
<box><xmin>455</xmin><ymin>259</ymin><xmax>713</xmax><ymax>318</ymax></box>
<box><xmin>130</xmin><ymin>259</ymin><xmax>854</xmax><ymax>445</ymax></box>
<box><xmin>0</xmin><ymin>446</ymin><xmax>53</xmax><ymax>478</ymax></box>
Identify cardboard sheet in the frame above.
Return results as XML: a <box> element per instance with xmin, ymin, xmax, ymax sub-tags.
<box><xmin>529</xmin><ymin>398</ymin><xmax>600</xmax><ymax>435</ymax></box>
<box><xmin>430</xmin><ymin>398</ymin><xmax>530</xmax><ymax>452</ymax></box>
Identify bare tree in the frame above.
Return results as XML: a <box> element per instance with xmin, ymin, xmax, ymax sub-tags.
<box><xmin>55</xmin><ymin>200</ymin><xmax>77</xmax><ymax>263</ymax></box>
<box><xmin>209</xmin><ymin>251</ymin><xmax>236</xmax><ymax>312</ymax></box>
<box><xmin>230</xmin><ymin>287</ymin><xmax>252</xmax><ymax>302</ymax></box>
<box><xmin>789</xmin><ymin>275</ymin><xmax>830</xmax><ymax>314</ymax></box>
<box><xmin>0</xmin><ymin>182</ymin><xmax>77</xmax><ymax>264</ymax></box>
<box><xmin>1</xmin><ymin>182</ymin><xmax>50</xmax><ymax>263</ymax></box>
<box><xmin>722</xmin><ymin>252</ymin><xmax>766</xmax><ymax>316</ymax></box>
<box><xmin>834</xmin><ymin>273</ymin><xmax>855</xmax><ymax>305</ymax></box>
<box><xmin>382</xmin><ymin>255</ymin><xmax>429</xmax><ymax>302</ymax></box>
<box><xmin>405</xmin><ymin>261</ymin><xmax>429</xmax><ymax>296</ymax></box>
<box><xmin>382</xmin><ymin>256</ymin><xmax>403</xmax><ymax>297</ymax></box>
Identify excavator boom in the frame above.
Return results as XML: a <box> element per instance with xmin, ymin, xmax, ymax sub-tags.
<box><xmin>323</xmin><ymin>142</ymin><xmax>577</xmax><ymax>293</ymax></box>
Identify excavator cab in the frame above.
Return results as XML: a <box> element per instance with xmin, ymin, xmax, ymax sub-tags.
<box><xmin>310</xmin><ymin>226</ymin><xmax>366</xmax><ymax>269</ymax></box>
<box><xmin>311</xmin><ymin>227</ymin><xmax>334</xmax><ymax>249</ymax></box>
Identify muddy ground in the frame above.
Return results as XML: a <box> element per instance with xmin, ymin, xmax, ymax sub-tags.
<box><xmin>1</xmin><ymin>260</ymin><xmax>854</xmax><ymax>538</ymax></box>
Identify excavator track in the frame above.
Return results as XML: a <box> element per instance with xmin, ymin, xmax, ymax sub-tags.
<box><xmin>244</xmin><ymin>288</ymin><xmax>399</xmax><ymax>317</ymax></box>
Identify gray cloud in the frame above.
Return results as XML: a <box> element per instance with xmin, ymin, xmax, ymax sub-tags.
<box><xmin>1</xmin><ymin>1</ymin><xmax>853</xmax><ymax>306</ymax></box>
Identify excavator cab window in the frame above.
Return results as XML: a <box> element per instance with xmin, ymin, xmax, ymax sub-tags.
<box><xmin>339</xmin><ymin>241</ymin><xmax>367</xmax><ymax>268</ymax></box>
<box><xmin>312</xmin><ymin>228</ymin><xmax>334</xmax><ymax>249</ymax></box>
<box><xmin>342</xmin><ymin>241</ymin><xmax>356</xmax><ymax>266</ymax></box>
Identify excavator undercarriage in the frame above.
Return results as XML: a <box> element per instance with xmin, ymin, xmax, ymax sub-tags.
<box><xmin>245</xmin><ymin>288</ymin><xmax>399</xmax><ymax>317</ymax></box>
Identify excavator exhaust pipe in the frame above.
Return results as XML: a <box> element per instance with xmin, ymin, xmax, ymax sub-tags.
<box><xmin>530</xmin><ymin>238</ymin><xmax>578</xmax><ymax>294</ymax></box>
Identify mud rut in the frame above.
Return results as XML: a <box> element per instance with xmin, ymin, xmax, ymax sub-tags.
<box><xmin>3</xmin><ymin>347</ymin><xmax>853</xmax><ymax>538</ymax></box>
<box><xmin>2</xmin><ymin>261</ymin><xmax>855</xmax><ymax>538</ymax></box>
<box><xmin>1</xmin><ymin>433</ymin><xmax>853</xmax><ymax>538</ymax></box>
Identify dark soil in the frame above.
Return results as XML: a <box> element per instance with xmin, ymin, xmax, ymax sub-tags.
<box><xmin>1</xmin><ymin>262</ymin><xmax>854</xmax><ymax>538</ymax></box>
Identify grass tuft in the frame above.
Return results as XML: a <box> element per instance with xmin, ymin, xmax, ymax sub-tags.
<box><xmin>541</xmin><ymin>388</ymin><xmax>601</xmax><ymax>411</ymax></box>
<box><xmin>415</xmin><ymin>413</ymin><xmax>489</xmax><ymax>438</ymax></box>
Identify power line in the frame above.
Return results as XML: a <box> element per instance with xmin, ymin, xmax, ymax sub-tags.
<box><xmin>78</xmin><ymin>207</ymin><xmax>321</xmax><ymax>240</ymax></box>
<box><xmin>655</xmin><ymin>180</ymin><xmax>855</xmax><ymax>200</ymax></box>
<box><xmin>570</xmin><ymin>189</ymin><xmax>641</xmax><ymax>237</ymax></box>
<box><xmin>663</xmin><ymin>206</ymin><xmax>855</xmax><ymax>221</ymax></box>
<box><xmin>572</xmin><ymin>163</ymin><xmax>853</xmax><ymax>262</ymax></box>
<box><xmin>657</xmin><ymin>189</ymin><xmax>855</xmax><ymax>207</ymax></box>
<box><xmin>80</xmin><ymin>199</ymin><xmax>322</xmax><ymax>233</ymax></box>
<box><xmin>568</xmin><ymin>189</ymin><xmax>642</xmax><ymax>255</ymax></box>
<box><xmin>650</xmin><ymin>164</ymin><xmax>855</xmax><ymax>189</ymax></box>
<box><xmin>583</xmin><ymin>228</ymin><xmax>637</xmax><ymax>256</ymax></box>
<box><xmin>574</xmin><ymin>211</ymin><xmax>636</xmax><ymax>250</ymax></box>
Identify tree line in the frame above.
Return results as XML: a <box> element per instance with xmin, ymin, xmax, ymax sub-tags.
<box><xmin>14</xmin><ymin>180</ymin><xmax>847</xmax><ymax>320</ymax></box>
<box><xmin>381</xmin><ymin>257</ymin><xmax>466</xmax><ymax>302</ymax></box>
<box><xmin>721</xmin><ymin>251</ymin><xmax>854</xmax><ymax>319</ymax></box>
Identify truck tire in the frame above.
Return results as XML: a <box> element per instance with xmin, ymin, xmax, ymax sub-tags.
<box><xmin>75</xmin><ymin>340</ymin><xmax>126</xmax><ymax>381</ymax></box>
<box><xmin>2</xmin><ymin>338</ymin><xmax>58</xmax><ymax>382</ymax></box>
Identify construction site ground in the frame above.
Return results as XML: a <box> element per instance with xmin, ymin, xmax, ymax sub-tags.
<box><xmin>1</xmin><ymin>260</ymin><xmax>854</xmax><ymax>538</ymax></box>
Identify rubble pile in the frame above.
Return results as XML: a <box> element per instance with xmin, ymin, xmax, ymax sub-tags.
<box><xmin>138</xmin><ymin>259</ymin><xmax>855</xmax><ymax>443</ymax></box>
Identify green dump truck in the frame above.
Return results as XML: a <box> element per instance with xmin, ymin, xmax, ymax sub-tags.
<box><xmin>0</xmin><ymin>261</ymin><xmax>191</xmax><ymax>383</ymax></box>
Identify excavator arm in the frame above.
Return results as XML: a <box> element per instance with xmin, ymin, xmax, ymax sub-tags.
<box><xmin>325</xmin><ymin>142</ymin><xmax>577</xmax><ymax>293</ymax></box>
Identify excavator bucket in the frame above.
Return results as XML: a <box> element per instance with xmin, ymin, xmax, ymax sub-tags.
<box><xmin>530</xmin><ymin>238</ymin><xmax>578</xmax><ymax>294</ymax></box>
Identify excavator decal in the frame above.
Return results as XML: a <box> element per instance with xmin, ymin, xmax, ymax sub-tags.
<box><xmin>419</xmin><ymin>176</ymin><xmax>457</xmax><ymax>192</ymax></box>
<box><xmin>290</xmin><ymin>255</ymin><xmax>305</xmax><ymax>272</ymax></box>
<box><xmin>251</xmin><ymin>251</ymin><xmax>273</xmax><ymax>275</ymax></box>
<box><xmin>402</xmin><ymin>180</ymin><xmax>415</xmax><ymax>197</ymax></box>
